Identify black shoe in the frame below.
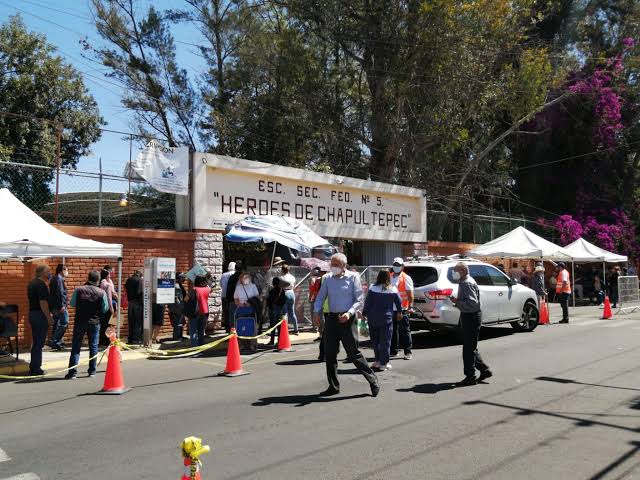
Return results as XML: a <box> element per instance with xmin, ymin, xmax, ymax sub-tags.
<box><xmin>370</xmin><ymin>382</ymin><xmax>380</xmax><ymax>397</ymax></box>
<box><xmin>314</xmin><ymin>337</ymin><xmax>322</xmax><ymax>342</ymax></box>
<box><xmin>390</xmin><ymin>351</ymin><xmax>399</xmax><ymax>358</ymax></box>
<box><xmin>292</xmin><ymin>331</ymin><xmax>299</xmax><ymax>336</ymax></box>
<box><xmin>319</xmin><ymin>387</ymin><xmax>340</xmax><ymax>397</ymax></box>
<box><xmin>455</xmin><ymin>376</ymin><xmax>477</xmax><ymax>387</ymax></box>
<box><xmin>51</xmin><ymin>344</ymin><xmax>64</xmax><ymax>351</ymax></box>
<box><xmin>88</xmin><ymin>372</ymin><xmax>96</xmax><ymax>378</ymax></box>
<box><xmin>478</xmin><ymin>370</ymin><xmax>493</xmax><ymax>382</ymax></box>
<box><xmin>559</xmin><ymin>319</ymin><xmax>569</xmax><ymax>324</ymax></box>
<box><xmin>64</xmin><ymin>372</ymin><xmax>77</xmax><ymax>380</ymax></box>
<box><xmin>29</xmin><ymin>369</ymin><xmax>45</xmax><ymax>376</ymax></box>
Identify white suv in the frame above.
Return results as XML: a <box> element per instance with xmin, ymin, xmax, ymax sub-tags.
<box><xmin>404</xmin><ymin>256</ymin><xmax>539</xmax><ymax>333</ymax></box>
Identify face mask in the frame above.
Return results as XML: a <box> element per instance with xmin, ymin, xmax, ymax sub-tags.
<box><xmin>330</xmin><ymin>266</ymin><xmax>342</xmax><ymax>276</ymax></box>
<box><xmin>63</xmin><ymin>270</ymin><xmax>69</xmax><ymax>278</ymax></box>
<box><xmin>392</xmin><ymin>266</ymin><xmax>402</xmax><ymax>273</ymax></box>
<box><xmin>242</xmin><ymin>278</ymin><xmax>250</xmax><ymax>285</ymax></box>
<box><xmin>451</xmin><ymin>271</ymin><xmax>461</xmax><ymax>281</ymax></box>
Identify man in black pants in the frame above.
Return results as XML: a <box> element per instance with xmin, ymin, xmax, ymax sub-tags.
<box><xmin>125</xmin><ymin>270</ymin><xmax>143</xmax><ymax>344</ymax></box>
<box><xmin>313</xmin><ymin>253</ymin><xmax>379</xmax><ymax>397</ymax></box>
<box><xmin>450</xmin><ymin>262</ymin><xmax>492</xmax><ymax>387</ymax></box>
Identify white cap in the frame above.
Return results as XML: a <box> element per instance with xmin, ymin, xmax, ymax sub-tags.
<box><xmin>227</xmin><ymin>262</ymin><xmax>236</xmax><ymax>271</ymax></box>
<box><xmin>393</xmin><ymin>257</ymin><xmax>404</xmax><ymax>265</ymax></box>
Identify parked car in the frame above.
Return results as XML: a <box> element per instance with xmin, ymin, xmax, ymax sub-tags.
<box><xmin>404</xmin><ymin>256</ymin><xmax>539</xmax><ymax>333</ymax></box>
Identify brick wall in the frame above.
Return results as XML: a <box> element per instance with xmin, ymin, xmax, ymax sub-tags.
<box><xmin>2</xmin><ymin>226</ymin><xmax>197</xmax><ymax>348</ymax></box>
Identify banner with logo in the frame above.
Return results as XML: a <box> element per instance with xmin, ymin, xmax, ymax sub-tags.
<box><xmin>130</xmin><ymin>141</ymin><xmax>189</xmax><ymax>196</ymax></box>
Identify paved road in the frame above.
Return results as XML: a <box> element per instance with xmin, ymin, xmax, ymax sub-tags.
<box><xmin>1</xmin><ymin>305</ymin><xmax>640</xmax><ymax>480</ymax></box>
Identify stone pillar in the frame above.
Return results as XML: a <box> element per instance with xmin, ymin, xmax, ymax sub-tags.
<box><xmin>194</xmin><ymin>232</ymin><xmax>224</xmax><ymax>324</ymax></box>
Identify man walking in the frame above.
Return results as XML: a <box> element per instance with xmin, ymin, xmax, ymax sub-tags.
<box><xmin>65</xmin><ymin>271</ymin><xmax>109</xmax><ymax>379</ymax></box>
<box><xmin>168</xmin><ymin>272</ymin><xmax>187</xmax><ymax>340</ymax></box>
<box><xmin>555</xmin><ymin>262</ymin><xmax>571</xmax><ymax>324</ymax></box>
<box><xmin>220</xmin><ymin>262</ymin><xmax>236</xmax><ymax>332</ymax></box>
<box><xmin>450</xmin><ymin>262</ymin><xmax>492</xmax><ymax>387</ymax></box>
<box><xmin>390</xmin><ymin>257</ymin><xmax>413</xmax><ymax>360</ymax></box>
<box><xmin>27</xmin><ymin>264</ymin><xmax>52</xmax><ymax>375</ymax></box>
<box><xmin>48</xmin><ymin>263</ymin><xmax>68</xmax><ymax>350</ymax></box>
<box><xmin>125</xmin><ymin>270</ymin><xmax>143</xmax><ymax>344</ymax></box>
<box><xmin>313</xmin><ymin>253</ymin><xmax>380</xmax><ymax>397</ymax></box>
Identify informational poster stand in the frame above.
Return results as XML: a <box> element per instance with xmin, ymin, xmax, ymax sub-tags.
<box><xmin>143</xmin><ymin>257</ymin><xmax>176</xmax><ymax>347</ymax></box>
<box><xmin>617</xmin><ymin>276</ymin><xmax>640</xmax><ymax>315</ymax></box>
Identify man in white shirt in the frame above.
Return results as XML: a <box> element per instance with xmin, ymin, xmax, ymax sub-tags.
<box><xmin>220</xmin><ymin>261</ymin><xmax>236</xmax><ymax>332</ymax></box>
<box><xmin>390</xmin><ymin>257</ymin><xmax>414</xmax><ymax>360</ymax></box>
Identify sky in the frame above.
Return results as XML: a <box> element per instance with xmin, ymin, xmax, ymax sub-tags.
<box><xmin>0</xmin><ymin>0</ymin><xmax>207</xmax><ymax>192</ymax></box>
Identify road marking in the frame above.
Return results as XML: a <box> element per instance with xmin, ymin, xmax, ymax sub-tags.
<box><xmin>0</xmin><ymin>448</ymin><xmax>9</xmax><ymax>463</ymax></box>
<box><xmin>0</xmin><ymin>474</ymin><xmax>41</xmax><ymax>480</ymax></box>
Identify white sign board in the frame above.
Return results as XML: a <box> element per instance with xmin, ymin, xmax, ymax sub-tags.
<box><xmin>192</xmin><ymin>154</ymin><xmax>426</xmax><ymax>242</ymax></box>
<box><xmin>130</xmin><ymin>141</ymin><xmax>189</xmax><ymax>195</ymax></box>
<box><xmin>156</xmin><ymin>257</ymin><xmax>176</xmax><ymax>304</ymax></box>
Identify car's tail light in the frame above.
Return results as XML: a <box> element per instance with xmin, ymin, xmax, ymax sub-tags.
<box><xmin>426</xmin><ymin>288</ymin><xmax>453</xmax><ymax>300</ymax></box>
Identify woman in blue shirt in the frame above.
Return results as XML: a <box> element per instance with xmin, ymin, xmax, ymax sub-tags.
<box><xmin>362</xmin><ymin>270</ymin><xmax>402</xmax><ymax>371</ymax></box>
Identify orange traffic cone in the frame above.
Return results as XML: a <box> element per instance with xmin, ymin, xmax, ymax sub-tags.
<box><xmin>96</xmin><ymin>344</ymin><xmax>130</xmax><ymax>395</ymax></box>
<box><xmin>181</xmin><ymin>458</ymin><xmax>201</xmax><ymax>480</ymax></box>
<box><xmin>539</xmin><ymin>299</ymin><xmax>550</xmax><ymax>325</ymax></box>
<box><xmin>602</xmin><ymin>296</ymin><xmax>613</xmax><ymax>319</ymax></box>
<box><xmin>276</xmin><ymin>318</ymin><xmax>293</xmax><ymax>352</ymax></box>
<box><xmin>220</xmin><ymin>329</ymin><xmax>248</xmax><ymax>377</ymax></box>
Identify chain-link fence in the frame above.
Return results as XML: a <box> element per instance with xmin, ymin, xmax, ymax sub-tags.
<box><xmin>0</xmin><ymin>127</ymin><xmax>176</xmax><ymax>230</ymax></box>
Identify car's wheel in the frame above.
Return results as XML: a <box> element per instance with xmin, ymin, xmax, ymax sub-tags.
<box><xmin>511</xmin><ymin>302</ymin><xmax>539</xmax><ymax>332</ymax></box>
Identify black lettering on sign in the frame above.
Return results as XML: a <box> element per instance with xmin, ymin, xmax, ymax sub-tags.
<box><xmin>281</xmin><ymin>202</ymin><xmax>291</xmax><ymax>216</ymax></box>
<box><xmin>317</xmin><ymin>206</ymin><xmax>326</xmax><ymax>221</ymax></box>
<box><xmin>327</xmin><ymin>207</ymin><xmax>336</xmax><ymax>222</ymax></box>
<box><xmin>361</xmin><ymin>194</ymin><xmax>370</xmax><ymax>204</ymax></box>
<box><xmin>270</xmin><ymin>201</ymin><xmax>279</xmax><ymax>214</ymax></box>
<box><xmin>258</xmin><ymin>199</ymin><xmax>269</xmax><ymax>215</ymax></box>
<box><xmin>234</xmin><ymin>196</ymin><xmax>245</xmax><ymax>214</ymax></box>
<box><xmin>246</xmin><ymin>198</ymin><xmax>257</xmax><ymax>215</ymax></box>
<box><xmin>401</xmin><ymin>215</ymin><xmax>408</xmax><ymax>228</ymax></box>
<box><xmin>258</xmin><ymin>180</ymin><xmax>265</xmax><ymax>192</ymax></box>
<box><xmin>221</xmin><ymin>195</ymin><xmax>232</xmax><ymax>214</ymax></box>
<box><xmin>294</xmin><ymin>204</ymin><xmax>304</xmax><ymax>220</ymax></box>
<box><xmin>259</xmin><ymin>180</ymin><xmax>283</xmax><ymax>194</ymax></box>
<box><xmin>305</xmin><ymin>204</ymin><xmax>314</xmax><ymax>220</ymax></box>
<box><xmin>377</xmin><ymin>196</ymin><xmax>383</xmax><ymax>207</ymax></box>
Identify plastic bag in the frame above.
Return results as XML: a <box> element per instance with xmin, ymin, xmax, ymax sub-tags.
<box><xmin>357</xmin><ymin>318</ymin><xmax>369</xmax><ymax>338</ymax></box>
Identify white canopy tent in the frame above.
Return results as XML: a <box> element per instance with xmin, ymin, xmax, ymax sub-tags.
<box><xmin>468</xmin><ymin>226</ymin><xmax>573</xmax><ymax>260</ymax></box>
<box><xmin>0</xmin><ymin>188</ymin><xmax>125</xmax><ymax>333</ymax></box>
<box><xmin>564</xmin><ymin>237</ymin><xmax>628</xmax><ymax>264</ymax></box>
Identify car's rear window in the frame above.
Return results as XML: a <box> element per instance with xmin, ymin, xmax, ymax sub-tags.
<box><xmin>404</xmin><ymin>266</ymin><xmax>439</xmax><ymax>287</ymax></box>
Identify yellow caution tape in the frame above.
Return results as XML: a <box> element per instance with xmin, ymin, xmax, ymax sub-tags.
<box><xmin>145</xmin><ymin>334</ymin><xmax>233</xmax><ymax>359</ymax></box>
<box><xmin>0</xmin><ymin>349</ymin><xmax>105</xmax><ymax>380</ymax></box>
<box><xmin>237</xmin><ymin>319</ymin><xmax>284</xmax><ymax>340</ymax></box>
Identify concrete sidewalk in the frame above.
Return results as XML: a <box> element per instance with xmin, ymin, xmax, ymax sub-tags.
<box><xmin>0</xmin><ymin>329</ymin><xmax>320</xmax><ymax>376</ymax></box>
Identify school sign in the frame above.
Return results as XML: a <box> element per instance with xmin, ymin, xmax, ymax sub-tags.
<box><xmin>189</xmin><ymin>154</ymin><xmax>427</xmax><ymax>243</ymax></box>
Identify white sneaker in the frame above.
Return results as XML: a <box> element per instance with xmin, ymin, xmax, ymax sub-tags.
<box><xmin>403</xmin><ymin>353</ymin><xmax>413</xmax><ymax>360</ymax></box>
<box><xmin>380</xmin><ymin>363</ymin><xmax>392</xmax><ymax>371</ymax></box>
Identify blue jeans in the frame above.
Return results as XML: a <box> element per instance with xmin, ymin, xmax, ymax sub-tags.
<box><xmin>51</xmin><ymin>308</ymin><xmax>69</xmax><ymax>347</ymax></box>
<box><xmin>189</xmin><ymin>313</ymin><xmax>207</xmax><ymax>347</ymax></box>
<box><xmin>28</xmin><ymin>310</ymin><xmax>48</xmax><ymax>373</ymax></box>
<box><xmin>369</xmin><ymin>320</ymin><xmax>393</xmax><ymax>365</ymax></box>
<box><xmin>68</xmin><ymin>322</ymin><xmax>100</xmax><ymax>376</ymax></box>
<box><xmin>284</xmin><ymin>290</ymin><xmax>298</xmax><ymax>332</ymax></box>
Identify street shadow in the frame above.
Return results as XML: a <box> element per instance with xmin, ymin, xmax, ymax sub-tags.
<box><xmin>629</xmin><ymin>396</ymin><xmax>640</xmax><ymax>410</ymax></box>
<box><xmin>536</xmin><ymin>376</ymin><xmax>640</xmax><ymax>392</ymax></box>
<box><xmin>276</xmin><ymin>359</ymin><xmax>322</xmax><ymax>366</ymax></box>
<box><xmin>589</xmin><ymin>441</ymin><xmax>640</xmax><ymax>480</ymax></box>
<box><xmin>253</xmin><ymin>393</ymin><xmax>369</xmax><ymax>407</ymax></box>
<box><xmin>0</xmin><ymin>393</ymin><xmax>83</xmax><ymax>415</ymax></box>
<box><xmin>410</xmin><ymin>326</ymin><xmax>514</xmax><ymax>349</ymax></box>
<box><xmin>397</xmin><ymin>383</ymin><xmax>456</xmax><ymax>395</ymax></box>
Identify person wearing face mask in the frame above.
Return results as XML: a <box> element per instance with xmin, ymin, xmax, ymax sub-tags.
<box><xmin>27</xmin><ymin>264</ymin><xmax>53</xmax><ymax>375</ymax></box>
<box><xmin>99</xmin><ymin>265</ymin><xmax>118</xmax><ymax>346</ymax></box>
<box><xmin>48</xmin><ymin>263</ymin><xmax>69</xmax><ymax>351</ymax></box>
<box><xmin>313</xmin><ymin>253</ymin><xmax>380</xmax><ymax>397</ymax></box>
<box><xmin>234</xmin><ymin>271</ymin><xmax>261</xmax><ymax>351</ymax></box>
<box><xmin>390</xmin><ymin>257</ymin><xmax>414</xmax><ymax>360</ymax></box>
<box><xmin>449</xmin><ymin>262</ymin><xmax>492</xmax><ymax>387</ymax></box>
<box><xmin>279</xmin><ymin>264</ymin><xmax>299</xmax><ymax>335</ymax></box>
<box><xmin>191</xmin><ymin>275</ymin><xmax>212</xmax><ymax>347</ymax></box>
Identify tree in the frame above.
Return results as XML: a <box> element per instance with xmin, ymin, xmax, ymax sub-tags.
<box><xmin>90</xmin><ymin>0</ymin><xmax>200</xmax><ymax>149</ymax></box>
<box><xmin>0</xmin><ymin>15</ymin><xmax>103</xmax><ymax>210</ymax></box>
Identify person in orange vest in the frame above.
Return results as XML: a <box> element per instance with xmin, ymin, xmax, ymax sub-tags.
<box><xmin>555</xmin><ymin>262</ymin><xmax>571</xmax><ymax>324</ymax></box>
<box><xmin>390</xmin><ymin>257</ymin><xmax>414</xmax><ymax>360</ymax></box>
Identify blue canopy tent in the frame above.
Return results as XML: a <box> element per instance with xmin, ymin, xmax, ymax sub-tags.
<box><xmin>224</xmin><ymin>215</ymin><xmax>333</xmax><ymax>267</ymax></box>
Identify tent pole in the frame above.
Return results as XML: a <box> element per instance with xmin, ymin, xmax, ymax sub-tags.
<box><xmin>270</xmin><ymin>242</ymin><xmax>277</xmax><ymax>268</ymax></box>
<box><xmin>572</xmin><ymin>262</ymin><xmax>576</xmax><ymax>307</ymax></box>
<box><xmin>117</xmin><ymin>257</ymin><xmax>123</xmax><ymax>339</ymax></box>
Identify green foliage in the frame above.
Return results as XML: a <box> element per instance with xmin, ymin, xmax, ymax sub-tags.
<box><xmin>0</xmin><ymin>15</ymin><xmax>103</xmax><ymax>209</ymax></box>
